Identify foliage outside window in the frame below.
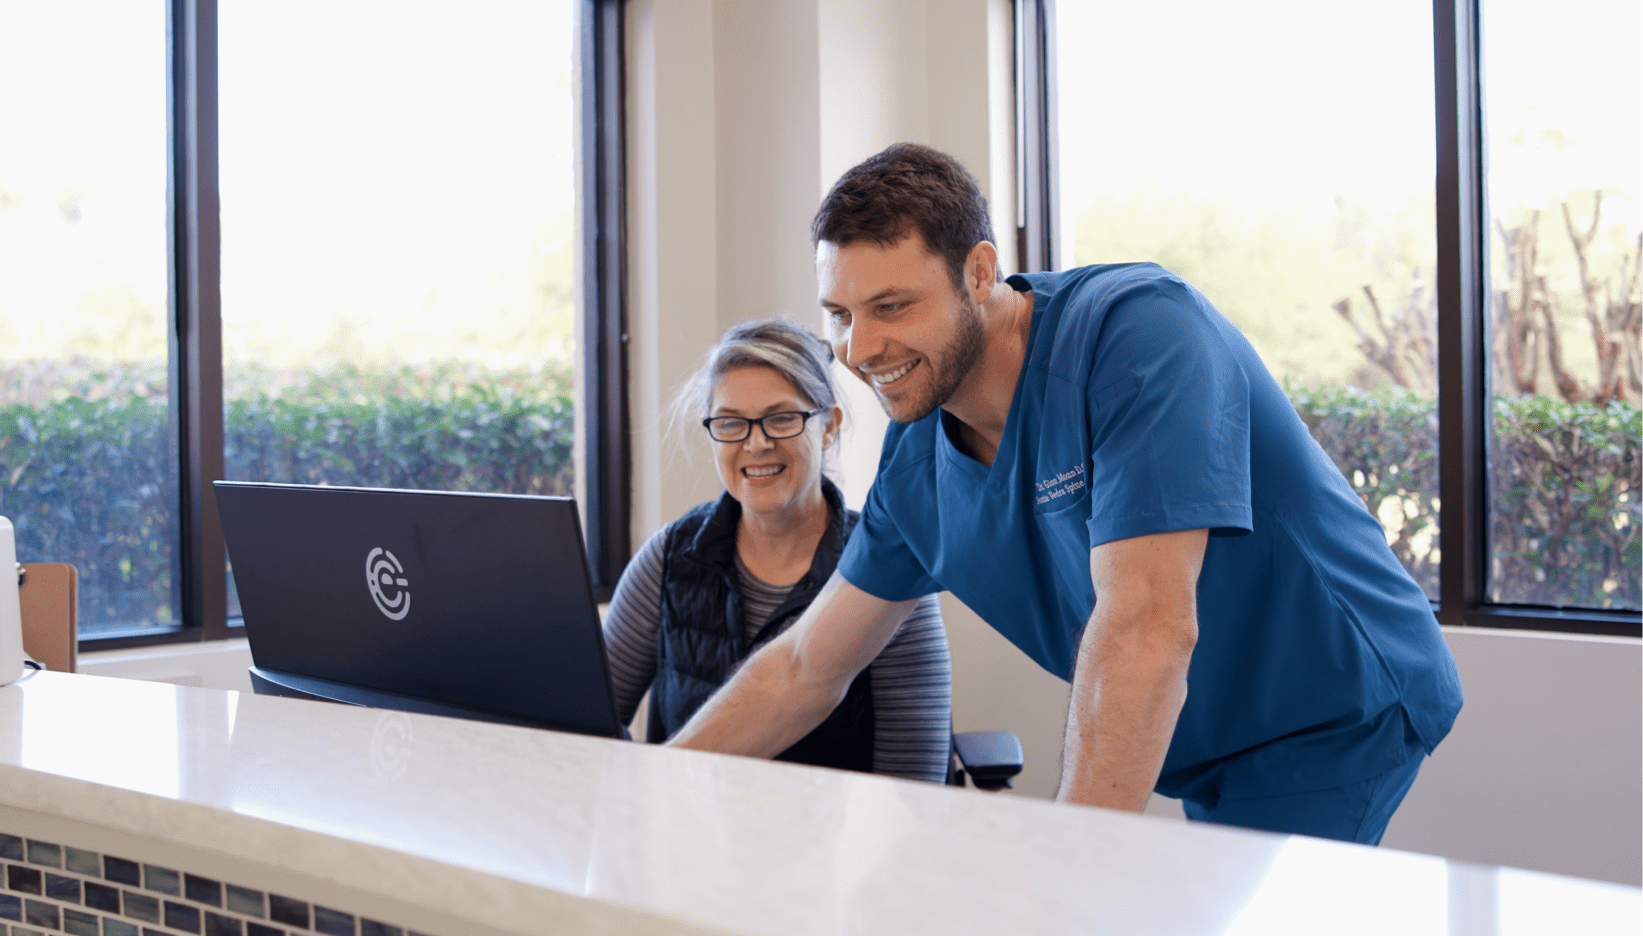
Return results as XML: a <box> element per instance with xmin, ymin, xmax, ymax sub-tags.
<box><xmin>1481</xmin><ymin>0</ymin><xmax>1640</xmax><ymax>610</ymax></box>
<box><xmin>0</xmin><ymin>1</ymin><xmax>175</xmax><ymax>634</ymax></box>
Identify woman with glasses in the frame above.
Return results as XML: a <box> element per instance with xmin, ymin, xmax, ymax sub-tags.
<box><xmin>601</xmin><ymin>318</ymin><xmax>952</xmax><ymax>781</ymax></box>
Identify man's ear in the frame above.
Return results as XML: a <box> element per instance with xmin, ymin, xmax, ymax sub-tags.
<box><xmin>966</xmin><ymin>241</ymin><xmax>999</xmax><ymax>303</ymax></box>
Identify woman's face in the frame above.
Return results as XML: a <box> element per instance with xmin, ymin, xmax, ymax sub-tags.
<box><xmin>708</xmin><ymin>366</ymin><xmax>841</xmax><ymax>518</ymax></box>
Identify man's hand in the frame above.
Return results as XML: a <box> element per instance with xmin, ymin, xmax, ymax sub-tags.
<box><xmin>666</xmin><ymin>570</ymin><xmax>917</xmax><ymax>757</ymax></box>
<box><xmin>1056</xmin><ymin>528</ymin><xmax>1207</xmax><ymax>810</ymax></box>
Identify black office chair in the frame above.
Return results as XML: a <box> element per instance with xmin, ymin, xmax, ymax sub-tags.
<box><xmin>947</xmin><ymin>730</ymin><xmax>1024</xmax><ymax>791</ymax></box>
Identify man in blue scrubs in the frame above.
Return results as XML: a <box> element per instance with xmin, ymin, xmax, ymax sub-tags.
<box><xmin>670</xmin><ymin>143</ymin><xmax>1462</xmax><ymax>844</ymax></box>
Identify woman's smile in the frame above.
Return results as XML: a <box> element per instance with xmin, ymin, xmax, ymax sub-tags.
<box><xmin>710</xmin><ymin>365</ymin><xmax>834</xmax><ymax>517</ymax></box>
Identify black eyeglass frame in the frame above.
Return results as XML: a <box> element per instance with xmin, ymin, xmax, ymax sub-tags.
<box><xmin>702</xmin><ymin>408</ymin><xmax>827</xmax><ymax>443</ymax></box>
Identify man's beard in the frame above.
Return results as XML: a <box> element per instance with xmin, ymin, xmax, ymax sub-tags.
<box><xmin>879</xmin><ymin>300</ymin><xmax>987</xmax><ymax>424</ymax></box>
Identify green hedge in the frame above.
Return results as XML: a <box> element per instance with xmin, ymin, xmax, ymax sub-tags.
<box><xmin>224</xmin><ymin>389</ymin><xmax>574</xmax><ymax>493</ymax></box>
<box><xmin>1289</xmin><ymin>384</ymin><xmax>1640</xmax><ymax>610</ymax></box>
<box><xmin>1</xmin><ymin>371</ymin><xmax>1637</xmax><ymax>632</ymax></box>
<box><xmin>0</xmin><ymin>395</ymin><xmax>174</xmax><ymax>629</ymax></box>
<box><xmin>1</xmin><ymin>366</ymin><xmax>575</xmax><ymax>633</ymax></box>
<box><xmin>1487</xmin><ymin>395</ymin><xmax>1641</xmax><ymax>607</ymax></box>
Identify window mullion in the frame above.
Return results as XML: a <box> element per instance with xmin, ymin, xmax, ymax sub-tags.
<box><xmin>1014</xmin><ymin>0</ymin><xmax>1058</xmax><ymax>274</ymax></box>
<box><xmin>580</xmin><ymin>0</ymin><xmax>631</xmax><ymax>598</ymax></box>
<box><xmin>166</xmin><ymin>0</ymin><xmax>227</xmax><ymax>644</ymax></box>
<box><xmin>1432</xmin><ymin>0</ymin><xmax>1488</xmax><ymax>627</ymax></box>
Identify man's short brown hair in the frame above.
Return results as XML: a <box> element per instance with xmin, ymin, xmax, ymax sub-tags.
<box><xmin>810</xmin><ymin>143</ymin><xmax>994</xmax><ymax>294</ymax></box>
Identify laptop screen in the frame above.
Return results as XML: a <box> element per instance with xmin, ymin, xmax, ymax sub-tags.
<box><xmin>214</xmin><ymin>481</ymin><xmax>622</xmax><ymax>737</ymax></box>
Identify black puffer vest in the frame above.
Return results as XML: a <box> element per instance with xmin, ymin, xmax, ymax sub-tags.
<box><xmin>647</xmin><ymin>478</ymin><xmax>874</xmax><ymax>772</ymax></box>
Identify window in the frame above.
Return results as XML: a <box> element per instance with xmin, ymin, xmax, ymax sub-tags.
<box><xmin>1052</xmin><ymin>0</ymin><xmax>1440</xmax><ymax>598</ymax></box>
<box><xmin>1038</xmin><ymin>0</ymin><xmax>1640</xmax><ymax>634</ymax></box>
<box><xmin>1481</xmin><ymin>0</ymin><xmax>1640</xmax><ymax>611</ymax></box>
<box><xmin>2</xmin><ymin>0</ymin><xmax>627</xmax><ymax>647</ymax></box>
<box><xmin>218</xmin><ymin>2</ymin><xmax>580</xmax><ymax>619</ymax></box>
<box><xmin>0</xmin><ymin>1</ymin><xmax>177</xmax><ymax>636</ymax></box>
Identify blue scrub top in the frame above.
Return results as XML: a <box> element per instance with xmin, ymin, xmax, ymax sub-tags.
<box><xmin>837</xmin><ymin>264</ymin><xmax>1462</xmax><ymax>802</ymax></box>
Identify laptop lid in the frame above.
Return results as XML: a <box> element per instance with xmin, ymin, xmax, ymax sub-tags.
<box><xmin>214</xmin><ymin>481</ymin><xmax>622</xmax><ymax>738</ymax></box>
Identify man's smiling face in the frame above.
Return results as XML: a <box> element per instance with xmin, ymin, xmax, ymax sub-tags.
<box><xmin>817</xmin><ymin>233</ymin><xmax>986</xmax><ymax>424</ymax></box>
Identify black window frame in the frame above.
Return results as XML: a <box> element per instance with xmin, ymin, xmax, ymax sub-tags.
<box><xmin>82</xmin><ymin>0</ymin><xmax>629</xmax><ymax>652</ymax></box>
<box><xmin>1024</xmin><ymin>0</ymin><xmax>1639</xmax><ymax>638</ymax></box>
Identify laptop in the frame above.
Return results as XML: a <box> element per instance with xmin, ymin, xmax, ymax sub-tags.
<box><xmin>214</xmin><ymin>481</ymin><xmax>625</xmax><ymax>739</ymax></box>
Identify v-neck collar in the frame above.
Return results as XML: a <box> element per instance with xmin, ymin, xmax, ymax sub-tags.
<box><xmin>935</xmin><ymin>284</ymin><xmax>1042</xmax><ymax>490</ymax></box>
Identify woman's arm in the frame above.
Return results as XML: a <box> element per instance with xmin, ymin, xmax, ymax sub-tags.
<box><xmin>867</xmin><ymin>593</ymin><xmax>952</xmax><ymax>782</ymax></box>
<box><xmin>600</xmin><ymin>526</ymin><xmax>670</xmax><ymax>727</ymax></box>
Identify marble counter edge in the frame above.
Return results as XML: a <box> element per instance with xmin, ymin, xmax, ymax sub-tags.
<box><xmin>0</xmin><ymin>761</ymin><xmax>742</xmax><ymax>936</ymax></box>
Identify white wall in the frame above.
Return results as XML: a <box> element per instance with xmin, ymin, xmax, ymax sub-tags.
<box><xmin>625</xmin><ymin>0</ymin><xmax>1016</xmax><ymax>530</ymax></box>
<box><xmin>1381</xmin><ymin>628</ymin><xmax>1641</xmax><ymax>887</ymax></box>
<box><xmin>625</xmin><ymin>0</ymin><xmax>724</xmax><ymax>540</ymax></box>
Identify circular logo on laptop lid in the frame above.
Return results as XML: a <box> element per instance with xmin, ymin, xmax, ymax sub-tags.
<box><xmin>366</xmin><ymin>547</ymin><xmax>410</xmax><ymax>620</ymax></box>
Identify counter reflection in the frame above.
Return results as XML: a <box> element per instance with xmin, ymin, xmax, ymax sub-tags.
<box><xmin>15</xmin><ymin>671</ymin><xmax>182</xmax><ymax>799</ymax></box>
<box><xmin>1222</xmin><ymin>835</ymin><xmax>1640</xmax><ymax>936</ymax></box>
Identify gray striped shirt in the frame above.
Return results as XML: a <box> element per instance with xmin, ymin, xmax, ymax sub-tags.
<box><xmin>602</xmin><ymin>523</ymin><xmax>952</xmax><ymax>782</ymax></box>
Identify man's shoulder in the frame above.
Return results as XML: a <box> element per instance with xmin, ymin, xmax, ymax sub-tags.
<box><xmin>1023</xmin><ymin>264</ymin><xmax>1229</xmax><ymax>376</ymax></box>
<box><xmin>876</xmin><ymin>414</ymin><xmax>940</xmax><ymax>481</ymax></box>
<box><xmin>1014</xmin><ymin>262</ymin><xmax>1191</xmax><ymax>313</ymax></box>
<box><xmin>1008</xmin><ymin>264</ymin><xmax>1172</xmax><ymax>380</ymax></box>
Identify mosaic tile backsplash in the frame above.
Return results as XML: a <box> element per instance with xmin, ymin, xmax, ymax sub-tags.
<box><xmin>0</xmin><ymin>833</ymin><xmax>438</xmax><ymax>936</ymax></box>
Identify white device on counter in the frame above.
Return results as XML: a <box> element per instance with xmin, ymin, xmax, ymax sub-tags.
<box><xmin>0</xmin><ymin>517</ymin><xmax>25</xmax><ymax>686</ymax></box>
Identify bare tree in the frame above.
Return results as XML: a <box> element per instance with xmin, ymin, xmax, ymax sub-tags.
<box><xmin>1334</xmin><ymin>192</ymin><xmax>1638</xmax><ymax>405</ymax></box>
<box><xmin>1616</xmin><ymin>231</ymin><xmax>1643</xmax><ymax>395</ymax></box>
<box><xmin>1332</xmin><ymin>276</ymin><xmax>1437</xmax><ymax>394</ymax></box>
<box><xmin>1561</xmin><ymin>193</ymin><xmax>1642</xmax><ymax>404</ymax></box>
<box><xmin>1482</xmin><ymin>192</ymin><xmax>1640</xmax><ymax>405</ymax></box>
<box><xmin>1493</xmin><ymin>211</ymin><xmax>1544</xmax><ymax>396</ymax></box>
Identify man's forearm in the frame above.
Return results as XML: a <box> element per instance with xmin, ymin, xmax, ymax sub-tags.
<box><xmin>665</xmin><ymin>572</ymin><xmax>915</xmax><ymax>758</ymax></box>
<box><xmin>1055</xmin><ymin>605</ymin><xmax>1195</xmax><ymax>811</ymax></box>
<box><xmin>666</xmin><ymin>633</ymin><xmax>848</xmax><ymax>757</ymax></box>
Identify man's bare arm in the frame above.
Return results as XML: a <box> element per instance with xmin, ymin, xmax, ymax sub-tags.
<box><xmin>1056</xmin><ymin>528</ymin><xmax>1207</xmax><ymax>810</ymax></box>
<box><xmin>666</xmin><ymin>569</ymin><xmax>918</xmax><ymax>757</ymax></box>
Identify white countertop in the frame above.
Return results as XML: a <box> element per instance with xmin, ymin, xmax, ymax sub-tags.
<box><xmin>0</xmin><ymin>670</ymin><xmax>1635</xmax><ymax>935</ymax></box>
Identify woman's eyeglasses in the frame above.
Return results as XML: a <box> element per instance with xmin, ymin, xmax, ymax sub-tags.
<box><xmin>702</xmin><ymin>408</ymin><xmax>825</xmax><ymax>443</ymax></box>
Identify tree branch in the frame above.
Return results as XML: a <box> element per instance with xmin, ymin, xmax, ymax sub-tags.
<box><xmin>1561</xmin><ymin>193</ymin><xmax>1618</xmax><ymax>399</ymax></box>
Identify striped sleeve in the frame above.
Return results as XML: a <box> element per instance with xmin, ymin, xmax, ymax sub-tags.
<box><xmin>867</xmin><ymin>593</ymin><xmax>952</xmax><ymax>782</ymax></box>
<box><xmin>601</xmin><ymin>525</ymin><xmax>670</xmax><ymax>727</ymax></box>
